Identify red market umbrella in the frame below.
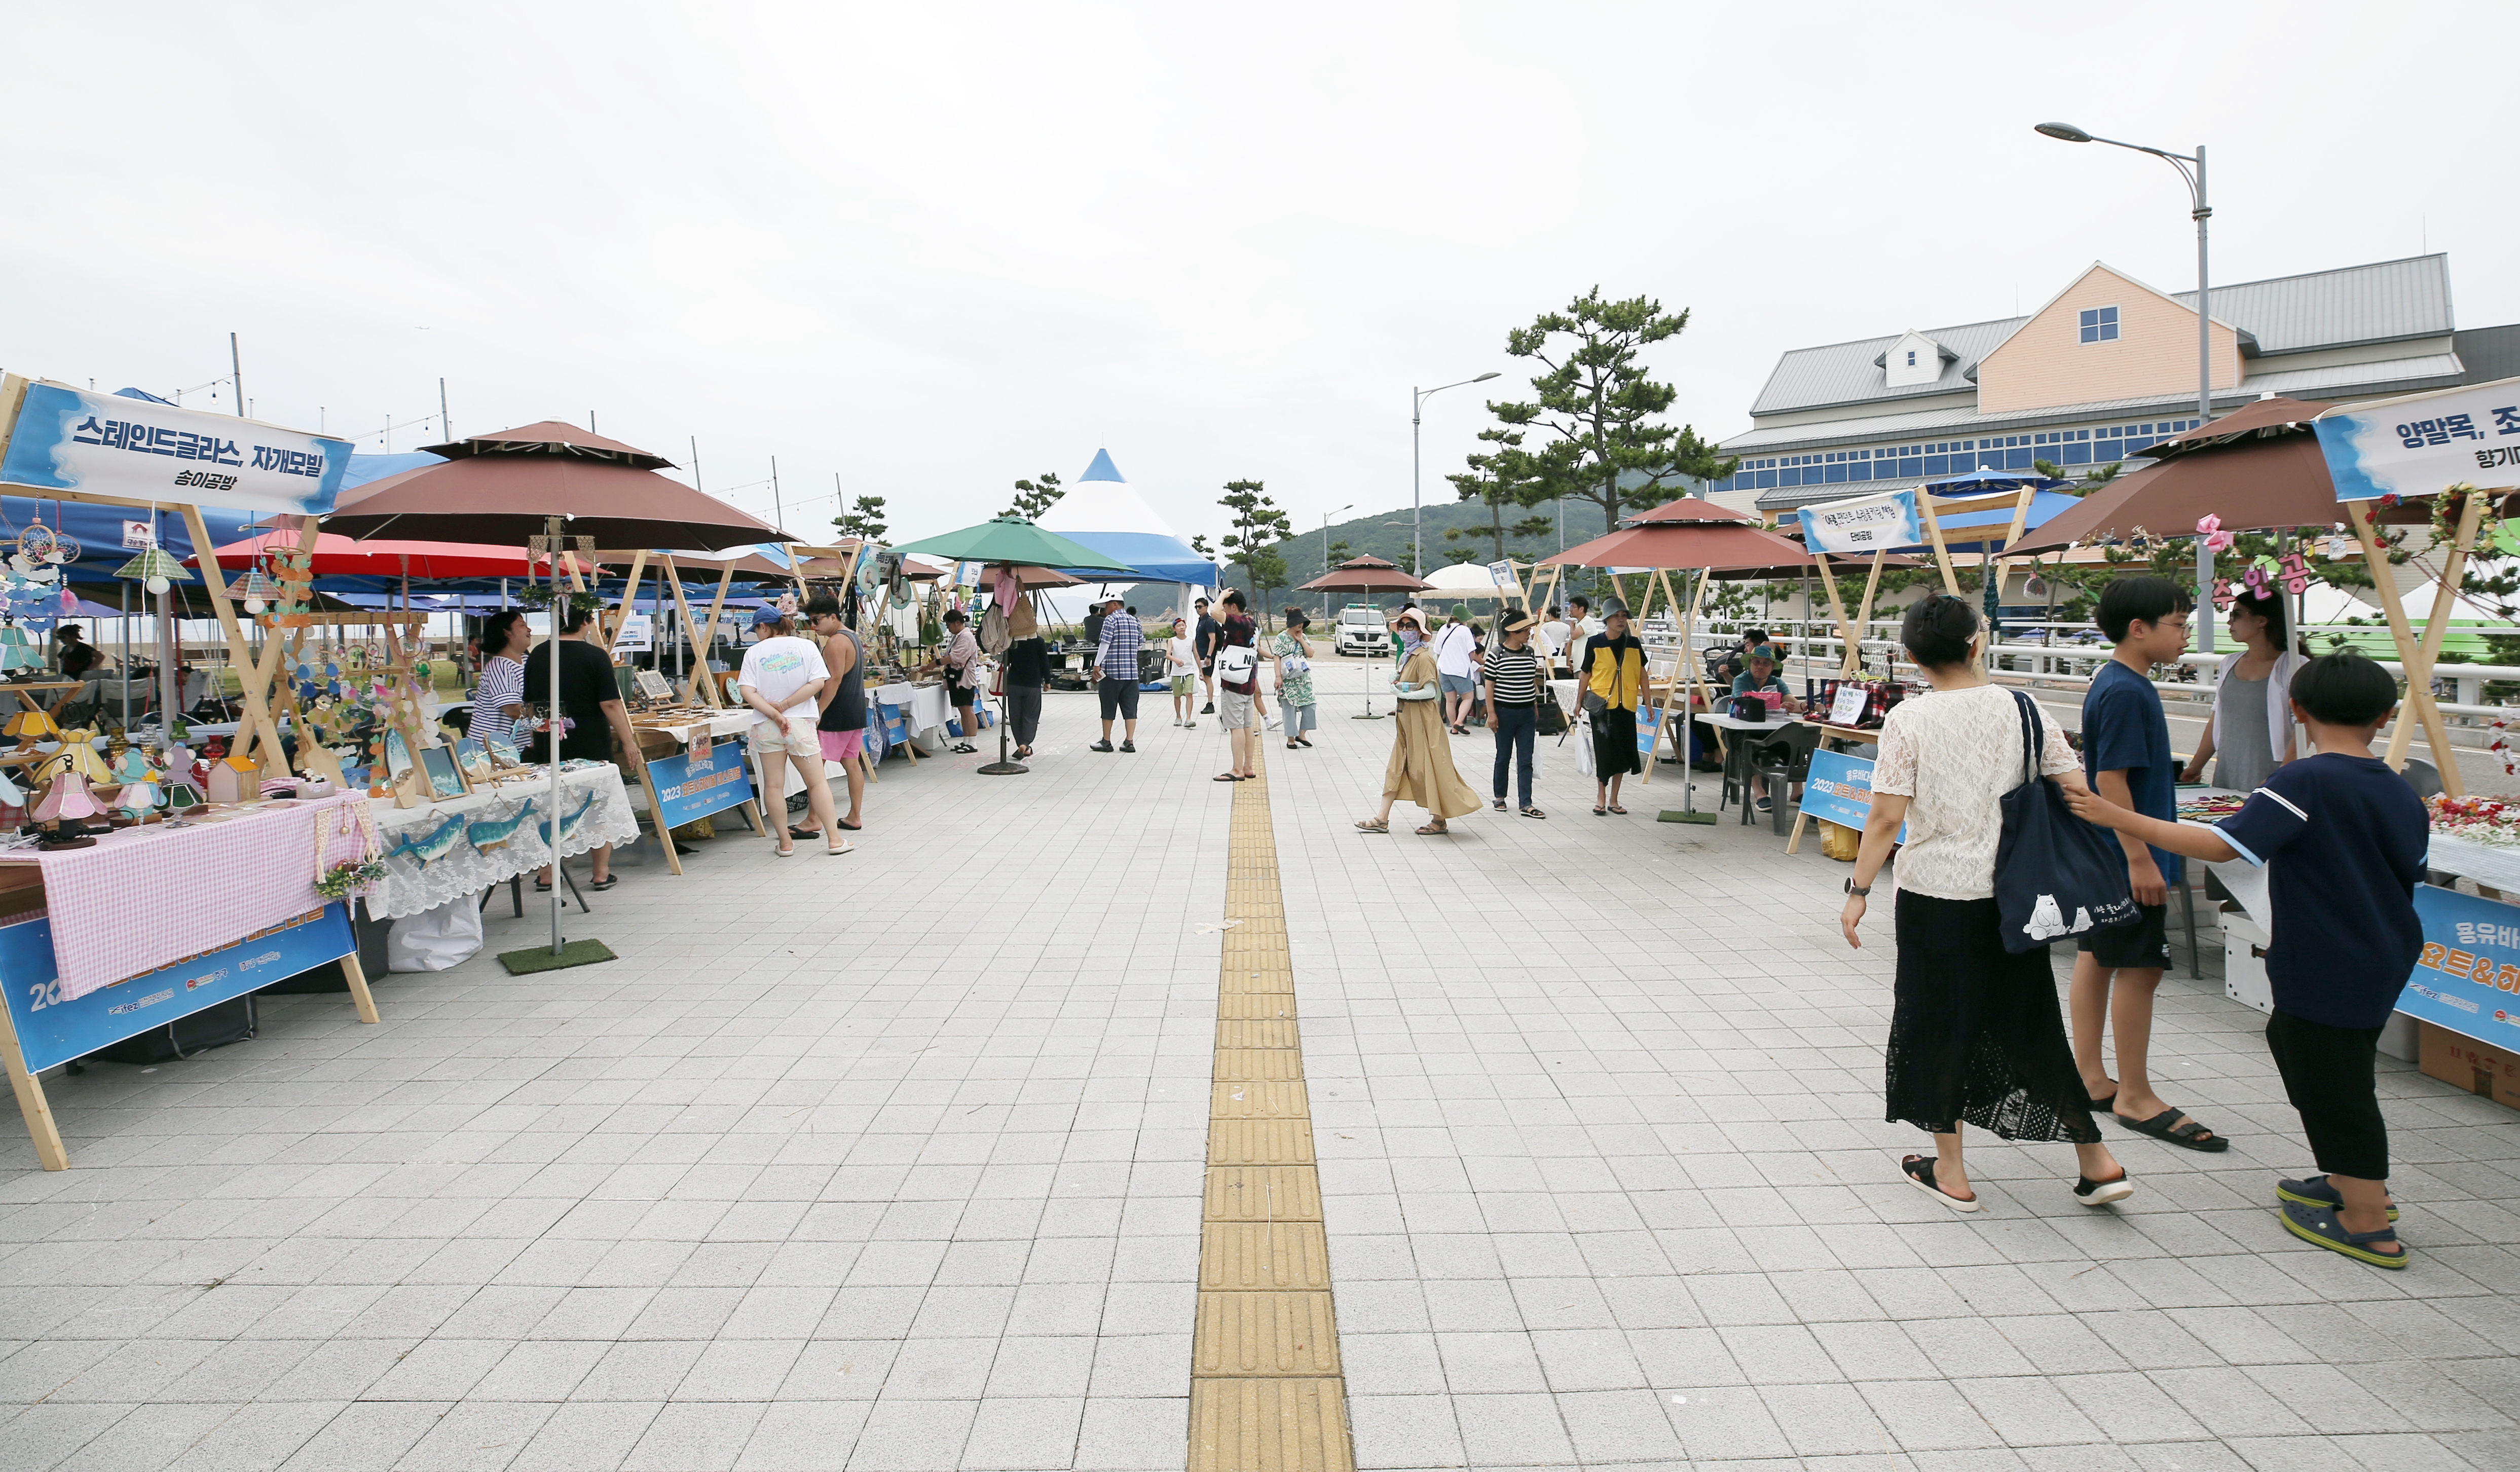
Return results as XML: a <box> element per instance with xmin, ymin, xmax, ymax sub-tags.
<box><xmin>1296</xmin><ymin>553</ymin><xmax>1430</xmax><ymax>594</ymax></box>
<box><xmin>2010</xmin><ymin>397</ymin><xmax>2341</xmax><ymax>555</ymax></box>
<box><xmin>185</xmin><ymin>533</ymin><xmax>542</xmax><ymax>579</ymax></box>
<box><xmin>1542</xmin><ymin>520</ymin><xmax>1815</xmax><ymax>572</ymax></box>
<box><xmin>321</xmin><ymin>422</ymin><xmax>786</xmax><ymax>551</ymax></box>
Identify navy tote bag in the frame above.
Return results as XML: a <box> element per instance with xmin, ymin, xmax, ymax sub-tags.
<box><xmin>1993</xmin><ymin>690</ymin><xmax>2140</xmax><ymax>952</ymax></box>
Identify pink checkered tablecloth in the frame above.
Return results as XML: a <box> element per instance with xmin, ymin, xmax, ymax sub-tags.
<box><xmin>2</xmin><ymin>791</ymin><xmax>368</xmax><ymax>1002</ymax></box>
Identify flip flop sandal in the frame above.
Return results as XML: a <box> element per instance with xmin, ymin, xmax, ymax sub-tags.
<box><xmin>825</xmin><ymin>840</ymin><xmax>855</xmax><ymax>856</ymax></box>
<box><xmin>1592</xmin><ymin>805</ymin><xmax>1608</xmax><ymax>817</ymax></box>
<box><xmin>533</xmin><ymin>879</ymin><xmax>554</xmax><ymax>892</ymax></box>
<box><xmin>1354</xmin><ymin>819</ymin><xmax>1389</xmax><ymax>833</ymax></box>
<box><xmin>2277</xmin><ymin>1174</ymin><xmax>2398</xmax><ymax>1221</ymax></box>
<box><xmin>588</xmin><ymin>876</ymin><xmax>619</xmax><ymax>891</ymax></box>
<box><xmin>1493</xmin><ymin>799</ymin><xmax>1508</xmax><ymax>811</ymax></box>
<box><xmin>2073</xmin><ymin>1170</ymin><xmax>2136</xmax><ymax>1206</ymax></box>
<box><xmin>1901</xmin><ymin>1155</ymin><xmax>1981</xmax><ymax>1212</ymax></box>
<box><xmin>774</xmin><ymin>846</ymin><xmax>797</xmax><ymax>858</ymax></box>
<box><xmin>1521</xmin><ymin>807</ymin><xmax>1546</xmax><ymax>820</ymax></box>
<box><xmin>836</xmin><ymin>819</ymin><xmax>863</xmax><ymax>831</ymax></box>
<box><xmin>1415</xmin><ymin>822</ymin><xmax>1448</xmax><ymax>835</ymax></box>
<box><xmin>2114</xmin><ymin>1107</ymin><xmax>2229</xmax><ymax>1152</ymax></box>
<box><xmin>2279</xmin><ymin>1201</ymin><xmax>2407</xmax><ymax>1268</ymax></box>
<box><xmin>1213</xmin><ymin>774</ymin><xmax>1240</xmax><ymax>782</ymax></box>
<box><xmin>1608</xmin><ymin>804</ymin><xmax>1628</xmax><ymax>815</ymax></box>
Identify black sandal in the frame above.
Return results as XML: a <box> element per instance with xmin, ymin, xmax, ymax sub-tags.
<box><xmin>1493</xmin><ymin>799</ymin><xmax>1507</xmax><ymax>811</ymax></box>
<box><xmin>1521</xmin><ymin>806</ymin><xmax>1546</xmax><ymax>820</ymax></box>
<box><xmin>1901</xmin><ymin>1155</ymin><xmax>1981</xmax><ymax>1212</ymax></box>
<box><xmin>2114</xmin><ymin>1107</ymin><xmax>2229</xmax><ymax>1152</ymax></box>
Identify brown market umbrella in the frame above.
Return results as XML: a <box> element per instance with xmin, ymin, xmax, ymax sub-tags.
<box><xmin>321</xmin><ymin>422</ymin><xmax>786</xmax><ymax>551</ymax></box>
<box><xmin>1297</xmin><ymin>553</ymin><xmax>1430</xmax><ymax>595</ymax></box>
<box><xmin>2011</xmin><ymin>397</ymin><xmax>2342</xmax><ymax>554</ymax></box>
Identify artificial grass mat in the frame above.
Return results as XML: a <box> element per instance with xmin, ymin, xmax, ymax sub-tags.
<box><xmin>498</xmin><ymin>939</ymin><xmax>618</xmax><ymax>974</ymax></box>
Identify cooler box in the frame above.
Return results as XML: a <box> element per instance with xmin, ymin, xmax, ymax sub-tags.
<box><xmin>2222</xmin><ymin>911</ymin><xmax>2272</xmax><ymax>1016</ymax></box>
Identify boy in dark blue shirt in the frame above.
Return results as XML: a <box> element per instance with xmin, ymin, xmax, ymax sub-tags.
<box><xmin>2073</xmin><ymin>577</ymin><xmax>2228</xmax><ymax>1154</ymax></box>
<box><xmin>2069</xmin><ymin>652</ymin><xmax>2426</xmax><ymax>1268</ymax></box>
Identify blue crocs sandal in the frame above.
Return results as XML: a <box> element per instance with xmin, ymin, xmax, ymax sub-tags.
<box><xmin>2276</xmin><ymin>1174</ymin><xmax>2398</xmax><ymax>1222</ymax></box>
<box><xmin>2279</xmin><ymin>1201</ymin><xmax>2407</xmax><ymax>1269</ymax></box>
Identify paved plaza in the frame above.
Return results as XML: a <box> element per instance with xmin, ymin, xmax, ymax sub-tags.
<box><xmin>4</xmin><ymin>668</ymin><xmax>2516</xmax><ymax>1470</ymax></box>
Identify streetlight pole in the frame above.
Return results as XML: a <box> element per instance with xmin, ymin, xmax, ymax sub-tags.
<box><xmin>1321</xmin><ymin>503</ymin><xmax>1352</xmax><ymax>621</ymax></box>
<box><xmin>1412</xmin><ymin>373</ymin><xmax>1500</xmax><ymax>577</ymax></box>
<box><xmin>2035</xmin><ymin>121</ymin><xmax>2215</xmax><ymax>651</ymax></box>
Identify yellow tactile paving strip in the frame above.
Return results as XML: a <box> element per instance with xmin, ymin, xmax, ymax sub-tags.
<box><xmin>1189</xmin><ymin>754</ymin><xmax>1355</xmax><ymax>1472</ymax></box>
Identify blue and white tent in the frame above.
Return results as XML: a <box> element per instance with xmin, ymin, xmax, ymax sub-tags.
<box><xmin>1037</xmin><ymin>449</ymin><xmax>1215</xmax><ymax>585</ymax></box>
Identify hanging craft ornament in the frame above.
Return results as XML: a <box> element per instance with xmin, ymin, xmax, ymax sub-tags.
<box><xmin>114</xmin><ymin>547</ymin><xmax>193</xmax><ymax>597</ymax></box>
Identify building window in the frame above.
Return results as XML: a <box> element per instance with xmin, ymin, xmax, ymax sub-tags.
<box><xmin>1905</xmin><ymin>350</ymin><xmax>1916</xmax><ymax>366</ymax></box>
<box><xmin>2079</xmin><ymin>306</ymin><xmax>2120</xmax><ymax>344</ymax></box>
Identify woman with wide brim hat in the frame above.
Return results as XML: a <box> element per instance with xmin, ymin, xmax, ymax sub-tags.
<box><xmin>1356</xmin><ymin>608</ymin><xmax>1481</xmax><ymax>835</ymax></box>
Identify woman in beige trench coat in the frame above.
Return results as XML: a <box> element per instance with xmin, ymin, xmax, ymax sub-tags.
<box><xmin>1356</xmin><ymin>609</ymin><xmax>1483</xmax><ymax>835</ymax></box>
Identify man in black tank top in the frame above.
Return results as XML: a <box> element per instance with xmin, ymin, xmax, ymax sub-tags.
<box><xmin>802</xmin><ymin>597</ymin><xmax>867</xmax><ymax>834</ymax></box>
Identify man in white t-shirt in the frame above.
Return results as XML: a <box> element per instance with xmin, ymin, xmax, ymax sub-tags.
<box><xmin>738</xmin><ymin>608</ymin><xmax>846</xmax><ymax>856</ymax></box>
<box><xmin>1433</xmin><ymin>603</ymin><xmax>1480</xmax><ymax>734</ymax></box>
<box><xmin>1564</xmin><ymin>595</ymin><xmax>1603</xmax><ymax>684</ymax></box>
<box><xmin>1537</xmin><ymin>607</ymin><xmax>1572</xmax><ymax>674</ymax></box>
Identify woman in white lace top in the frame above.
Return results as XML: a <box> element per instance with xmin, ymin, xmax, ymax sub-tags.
<box><xmin>1838</xmin><ymin>594</ymin><xmax>2133</xmax><ymax>1215</ymax></box>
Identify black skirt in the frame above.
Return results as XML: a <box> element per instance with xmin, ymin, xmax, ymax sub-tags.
<box><xmin>1885</xmin><ymin>890</ymin><xmax>2100</xmax><ymax>1144</ymax></box>
<box><xmin>1590</xmin><ymin>708</ymin><xmax>1641</xmax><ymax>778</ymax></box>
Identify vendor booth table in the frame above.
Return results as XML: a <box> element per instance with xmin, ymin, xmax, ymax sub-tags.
<box><xmin>366</xmin><ymin>761</ymin><xmax>643</xmax><ymax>918</ymax></box>
<box><xmin>0</xmin><ymin>793</ymin><xmax>381</xmax><ymax>1170</ymax></box>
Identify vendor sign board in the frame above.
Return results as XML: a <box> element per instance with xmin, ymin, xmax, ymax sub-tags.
<box><xmin>1797</xmin><ymin>488</ymin><xmax>1920</xmax><ymax>555</ymax></box>
<box><xmin>2398</xmin><ymin>884</ymin><xmax>2520</xmax><ymax>1048</ymax></box>
<box><xmin>649</xmin><ymin>733</ymin><xmax>755</xmax><ymax>829</ymax></box>
<box><xmin>0</xmin><ymin>902</ymin><xmax>353</xmax><ymax>1074</ymax></box>
<box><xmin>2313</xmin><ymin>375</ymin><xmax>2520</xmax><ymax>502</ymax></box>
<box><xmin>1802</xmin><ymin>749</ymin><xmax>1906</xmax><ymax>841</ymax></box>
<box><xmin>0</xmin><ymin>378</ymin><xmax>352</xmax><ymax>516</ymax></box>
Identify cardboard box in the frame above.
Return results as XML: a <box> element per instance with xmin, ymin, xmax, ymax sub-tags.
<box><xmin>2418</xmin><ymin>1020</ymin><xmax>2520</xmax><ymax>1111</ymax></box>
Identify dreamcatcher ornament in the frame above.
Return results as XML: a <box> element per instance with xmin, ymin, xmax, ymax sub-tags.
<box><xmin>0</xmin><ymin>516</ymin><xmax>77</xmax><ymax>633</ymax></box>
<box><xmin>313</xmin><ymin>795</ymin><xmax>386</xmax><ymax>900</ymax></box>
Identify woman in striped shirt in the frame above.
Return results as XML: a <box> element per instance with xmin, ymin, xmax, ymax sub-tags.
<box><xmin>1483</xmin><ymin>611</ymin><xmax>1547</xmax><ymax>819</ymax></box>
<box><xmin>469</xmin><ymin>610</ymin><xmax>531</xmax><ymax>750</ymax></box>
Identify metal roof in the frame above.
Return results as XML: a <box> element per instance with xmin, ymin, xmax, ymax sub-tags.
<box><xmin>1723</xmin><ymin>352</ymin><xmax>2466</xmax><ymax>459</ymax></box>
<box><xmin>1747</xmin><ymin>254</ymin><xmax>2456</xmax><ymax>419</ymax></box>
<box><xmin>2163</xmin><ymin>254</ymin><xmax>2453</xmax><ymax>356</ymax></box>
<box><xmin>1748</xmin><ymin>316</ymin><xmax>2023</xmax><ymax>417</ymax></box>
<box><xmin>2455</xmin><ymin>323</ymin><xmax>2520</xmax><ymax>387</ymax></box>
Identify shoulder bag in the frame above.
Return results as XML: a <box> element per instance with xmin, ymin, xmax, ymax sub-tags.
<box><xmin>1994</xmin><ymin>690</ymin><xmax>2141</xmax><ymax>952</ymax></box>
<box><xmin>1535</xmin><ymin>667</ymin><xmax>1568</xmax><ymax>735</ymax></box>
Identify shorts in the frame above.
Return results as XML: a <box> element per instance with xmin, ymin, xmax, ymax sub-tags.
<box><xmin>753</xmin><ymin>714</ymin><xmax>821</xmax><ymax>756</ymax></box>
<box><xmin>2078</xmin><ymin>900</ymin><xmax>2171</xmax><ymax>970</ymax></box>
<box><xmin>1098</xmin><ymin>677</ymin><xmax>1141</xmax><ymax>720</ymax></box>
<box><xmin>818</xmin><ymin>727</ymin><xmax>865</xmax><ymax>763</ymax></box>
<box><xmin>1171</xmin><ymin>675</ymin><xmax>1193</xmax><ymax>696</ymax></box>
<box><xmin>1439</xmin><ymin>672</ymin><xmax>1479</xmax><ymax>696</ymax></box>
<box><xmin>1219</xmin><ymin>690</ymin><xmax>1255</xmax><ymax>729</ymax></box>
<box><xmin>950</xmin><ymin>684</ymin><xmax>976</xmax><ymax>709</ymax></box>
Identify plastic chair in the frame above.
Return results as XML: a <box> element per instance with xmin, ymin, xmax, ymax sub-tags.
<box><xmin>1752</xmin><ymin>725</ymin><xmax>1824</xmax><ymax>835</ymax></box>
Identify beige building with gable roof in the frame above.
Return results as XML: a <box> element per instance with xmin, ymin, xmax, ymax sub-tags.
<box><xmin>1709</xmin><ymin>253</ymin><xmax>2518</xmax><ymax>516</ymax></box>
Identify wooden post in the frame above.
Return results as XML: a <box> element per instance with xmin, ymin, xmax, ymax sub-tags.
<box><xmin>1913</xmin><ymin>491</ymin><xmax>1965</xmax><ymax>598</ymax></box>
<box><xmin>339</xmin><ymin>948</ymin><xmax>379</xmax><ymax>1026</ymax></box>
<box><xmin>605</xmin><ymin>549</ymin><xmax>651</xmax><ymax>644</ymax></box>
<box><xmin>632</xmin><ymin>757</ymin><xmax>686</xmax><ymax>876</ymax></box>
<box><xmin>2348</xmin><ymin>499</ymin><xmax>2463</xmax><ymax>792</ymax></box>
<box><xmin>1814</xmin><ymin>551</ymin><xmax>1858</xmax><ymax>678</ymax></box>
<box><xmin>2380</xmin><ymin>494</ymin><xmax>2486</xmax><ymax>794</ymax></box>
<box><xmin>181</xmin><ymin>504</ymin><xmax>291</xmax><ymax>776</ymax></box>
<box><xmin>1639</xmin><ymin>568</ymin><xmax>1683</xmax><ymax>782</ymax></box>
<box><xmin>691</xmin><ymin>565</ymin><xmax>735</xmax><ymax>708</ymax></box>
<box><xmin>0</xmin><ymin>1001</ymin><xmax>68</xmax><ymax>1170</ymax></box>
<box><xmin>1853</xmin><ymin>548</ymin><xmax>1888</xmax><ymax>676</ymax></box>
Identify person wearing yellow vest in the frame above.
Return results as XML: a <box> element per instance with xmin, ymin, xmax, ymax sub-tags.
<box><xmin>1577</xmin><ymin>605</ymin><xmax>1647</xmax><ymax>816</ymax></box>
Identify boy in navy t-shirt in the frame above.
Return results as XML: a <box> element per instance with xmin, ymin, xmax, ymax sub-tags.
<box><xmin>2068</xmin><ymin>651</ymin><xmax>2426</xmax><ymax>1268</ymax></box>
<box><xmin>2072</xmin><ymin>577</ymin><xmax>2228</xmax><ymax>1154</ymax></box>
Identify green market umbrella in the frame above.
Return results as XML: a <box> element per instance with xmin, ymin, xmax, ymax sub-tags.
<box><xmin>891</xmin><ymin>516</ymin><xmax>1132</xmax><ymax>572</ymax></box>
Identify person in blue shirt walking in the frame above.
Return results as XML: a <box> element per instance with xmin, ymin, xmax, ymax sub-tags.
<box><xmin>2069</xmin><ymin>652</ymin><xmax>2426</xmax><ymax>1268</ymax></box>
<box><xmin>2071</xmin><ymin>576</ymin><xmax>2228</xmax><ymax>1153</ymax></box>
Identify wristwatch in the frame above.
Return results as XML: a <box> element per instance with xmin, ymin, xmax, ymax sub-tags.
<box><xmin>1844</xmin><ymin>878</ymin><xmax>1872</xmax><ymax>897</ymax></box>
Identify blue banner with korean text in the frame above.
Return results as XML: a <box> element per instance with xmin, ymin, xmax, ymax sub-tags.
<box><xmin>0</xmin><ymin>380</ymin><xmax>351</xmax><ymax>516</ymax></box>
<box><xmin>2312</xmin><ymin>377</ymin><xmax>2520</xmax><ymax>503</ymax></box>
<box><xmin>0</xmin><ymin>903</ymin><xmax>355</xmax><ymax>1074</ymax></box>
<box><xmin>2399</xmin><ymin>884</ymin><xmax>2520</xmax><ymax>1048</ymax></box>
<box><xmin>649</xmin><ymin>734</ymin><xmax>755</xmax><ymax>829</ymax></box>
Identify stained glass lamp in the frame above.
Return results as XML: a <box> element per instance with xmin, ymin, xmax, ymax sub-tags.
<box><xmin>114</xmin><ymin>548</ymin><xmax>193</xmax><ymax>596</ymax></box>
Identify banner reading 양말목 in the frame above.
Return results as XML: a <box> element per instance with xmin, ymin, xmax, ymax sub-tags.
<box><xmin>0</xmin><ymin>378</ymin><xmax>352</xmax><ymax>516</ymax></box>
<box><xmin>2312</xmin><ymin>375</ymin><xmax>2520</xmax><ymax>503</ymax></box>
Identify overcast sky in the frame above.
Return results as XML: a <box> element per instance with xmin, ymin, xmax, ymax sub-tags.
<box><xmin>6</xmin><ymin>2</ymin><xmax>2511</xmax><ymax>553</ymax></box>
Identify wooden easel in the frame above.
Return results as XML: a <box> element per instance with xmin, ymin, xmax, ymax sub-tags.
<box><xmin>2346</xmin><ymin>492</ymin><xmax>2499</xmax><ymax>796</ymax></box>
<box><xmin>1638</xmin><ymin>566</ymin><xmax>1714</xmax><ymax>782</ymax></box>
<box><xmin>1811</xmin><ymin>547</ymin><xmax>1890</xmax><ymax>677</ymax></box>
<box><xmin>1910</xmin><ymin>485</ymin><xmax>2037</xmax><ymax>670</ymax></box>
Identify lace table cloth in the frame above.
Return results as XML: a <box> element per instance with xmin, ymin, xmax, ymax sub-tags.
<box><xmin>366</xmin><ymin>764</ymin><xmax>641</xmax><ymax>919</ymax></box>
<box><xmin>0</xmin><ymin>791</ymin><xmax>370</xmax><ymax>1002</ymax></box>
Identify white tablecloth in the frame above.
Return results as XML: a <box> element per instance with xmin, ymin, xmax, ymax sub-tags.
<box><xmin>875</xmin><ymin>682</ymin><xmax>952</xmax><ymax>734</ymax></box>
<box><xmin>365</xmin><ymin>764</ymin><xmax>642</xmax><ymax>919</ymax></box>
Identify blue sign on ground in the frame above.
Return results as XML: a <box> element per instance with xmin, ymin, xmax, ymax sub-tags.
<box><xmin>0</xmin><ymin>903</ymin><xmax>355</xmax><ymax>1074</ymax></box>
<box><xmin>1801</xmin><ymin>750</ymin><xmax>1877</xmax><ymax>830</ymax></box>
<box><xmin>649</xmin><ymin>734</ymin><xmax>756</xmax><ymax>829</ymax></box>
<box><xmin>2400</xmin><ymin>884</ymin><xmax>2520</xmax><ymax>1048</ymax></box>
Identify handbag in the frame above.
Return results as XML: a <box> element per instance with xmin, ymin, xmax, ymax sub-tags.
<box><xmin>1994</xmin><ymin>690</ymin><xmax>2141</xmax><ymax>952</ymax></box>
<box><xmin>1535</xmin><ymin>682</ymin><xmax>1567</xmax><ymax>735</ymax></box>
<box><xmin>1215</xmin><ymin>644</ymin><xmax>1257</xmax><ymax>683</ymax></box>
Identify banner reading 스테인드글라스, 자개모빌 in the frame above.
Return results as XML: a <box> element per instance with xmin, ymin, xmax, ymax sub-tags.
<box><xmin>0</xmin><ymin>377</ymin><xmax>352</xmax><ymax>517</ymax></box>
<box><xmin>2312</xmin><ymin>375</ymin><xmax>2520</xmax><ymax>503</ymax></box>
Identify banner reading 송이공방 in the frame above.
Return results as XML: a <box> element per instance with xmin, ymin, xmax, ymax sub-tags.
<box><xmin>1798</xmin><ymin>488</ymin><xmax>1921</xmax><ymax>555</ymax></box>
<box><xmin>2399</xmin><ymin>883</ymin><xmax>2520</xmax><ymax>1048</ymax></box>
<box><xmin>0</xmin><ymin>379</ymin><xmax>351</xmax><ymax>516</ymax></box>
<box><xmin>2312</xmin><ymin>376</ymin><xmax>2520</xmax><ymax>502</ymax></box>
